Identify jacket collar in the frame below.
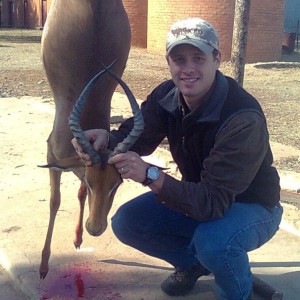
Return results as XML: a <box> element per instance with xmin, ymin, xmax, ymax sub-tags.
<box><xmin>159</xmin><ymin>70</ymin><xmax>229</xmax><ymax>123</ymax></box>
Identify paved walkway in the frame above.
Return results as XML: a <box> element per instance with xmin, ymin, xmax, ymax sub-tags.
<box><xmin>0</xmin><ymin>96</ymin><xmax>299</xmax><ymax>299</ymax></box>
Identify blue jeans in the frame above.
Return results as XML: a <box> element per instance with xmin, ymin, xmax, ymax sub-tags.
<box><xmin>111</xmin><ymin>191</ymin><xmax>283</xmax><ymax>300</ymax></box>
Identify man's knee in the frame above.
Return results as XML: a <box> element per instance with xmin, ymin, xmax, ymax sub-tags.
<box><xmin>192</xmin><ymin>225</ymin><xmax>229</xmax><ymax>271</ymax></box>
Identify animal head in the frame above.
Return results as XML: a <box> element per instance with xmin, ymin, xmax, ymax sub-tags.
<box><xmin>41</xmin><ymin>152</ymin><xmax>122</xmax><ymax>236</ymax></box>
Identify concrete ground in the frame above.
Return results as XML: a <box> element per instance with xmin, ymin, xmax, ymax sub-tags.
<box><xmin>0</xmin><ymin>95</ymin><xmax>299</xmax><ymax>300</ymax></box>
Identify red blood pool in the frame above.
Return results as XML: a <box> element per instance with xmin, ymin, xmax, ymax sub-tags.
<box><xmin>40</xmin><ymin>264</ymin><xmax>123</xmax><ymax>299</ymax></box>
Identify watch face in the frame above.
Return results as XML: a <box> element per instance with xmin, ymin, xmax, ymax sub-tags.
<box><xmin>148</xmin><ymin>166</ymin><xmax>160</xmax><ymax>180</ymax></box>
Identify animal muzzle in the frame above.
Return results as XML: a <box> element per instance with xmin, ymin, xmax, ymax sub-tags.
<box><xmin>85</xmin><ymin>217</ymin><xmax>107</xmax><ymax>237</ymax></box>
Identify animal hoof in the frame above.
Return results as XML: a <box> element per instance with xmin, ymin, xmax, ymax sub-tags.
<box><xmin>73</xmin><ymin>241</ymin><xmax>81</xmax><ymax>249</ymax></box>
<box><xmin>40</xmin><ymin>271</ymin><xmax>48</xmax><ymax>279</ymax></box>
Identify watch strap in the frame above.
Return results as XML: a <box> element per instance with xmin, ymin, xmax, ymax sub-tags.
<box><xmin>141</xmin><ymin>176</ymin><xmax>154</xmax><ymax>186</ymax></box>
<box><xmin>141</xmin><ymin>164</ymin><xmax>169</xmax><ymax>186</ymax></box>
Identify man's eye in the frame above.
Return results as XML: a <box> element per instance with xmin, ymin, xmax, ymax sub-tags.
<box><xmin>194</xmin><ymin>56</ymin><xmax>205</xmax><ymax>63</ymax></box>
<box><xmin>172</xmin><ymin>56</ymin><xmax>184</xmax><ymax>63</ymax></box>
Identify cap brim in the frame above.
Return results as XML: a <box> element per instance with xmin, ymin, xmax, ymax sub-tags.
<box><xmin>167</xmin><ymin>39</ymin><xmax>214</xmax><ymax>56</ymax></box>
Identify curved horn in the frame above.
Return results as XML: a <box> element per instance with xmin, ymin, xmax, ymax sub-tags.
<box><xmin>68</xmin><ymin>60</ymin><xmax>117</xmax><ymax>164</ymax></box>
<box><xmin>101</xmin><ymin>65</ymin><xmax>144</xmax><ymax>157</ymax></box>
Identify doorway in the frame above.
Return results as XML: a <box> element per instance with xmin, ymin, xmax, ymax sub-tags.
<box><xmin>8</xmin><ymin>1</ymin><xmax>14</xmax><ymax>27</ymax></box>
<box><xmin>24</xmin><ymin>0</ymin><xmax>28</xmax><ymax>28</ymax></box>
<box><xmin>41</xmin><ymin>0</ymin><xmax>47</xmax><ymax>27</ymax></box>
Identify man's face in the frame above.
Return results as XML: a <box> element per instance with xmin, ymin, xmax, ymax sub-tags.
<box><xmin>167</xmin><ymin>44</ymin><xmax>221</xmax><ymax>110</ymax></box>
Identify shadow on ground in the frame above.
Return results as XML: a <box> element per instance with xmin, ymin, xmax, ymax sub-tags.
<box><xmin>0</xmin><ymin>28</ymin><xmax>42</xmax><ymax>44</ymax></box>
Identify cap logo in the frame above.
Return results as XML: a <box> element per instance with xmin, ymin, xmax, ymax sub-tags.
<box><xmin>171</xmin><ymin>27</ymin><xmax>203</xmax><ymax>39</ymax></box>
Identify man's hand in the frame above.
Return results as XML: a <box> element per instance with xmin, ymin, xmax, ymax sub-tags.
<box><xmin>71</xmin><ymin>129</ymin><xmax>109</xmax><ymax>166</ymax></box>
<box><xmin>108</xmin><ymin>151</ymin><xmax>149</xmax><ymax>183</ymax></box>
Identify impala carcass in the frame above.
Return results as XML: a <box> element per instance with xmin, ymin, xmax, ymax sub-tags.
<box><xmin>39</xmin><ymin>0</ymin><xmax>142</xmax><ymax>279</ymax></box>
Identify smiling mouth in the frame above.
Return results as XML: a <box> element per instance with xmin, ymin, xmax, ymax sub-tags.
<box><xmin>182</xmin><ymin>78</ymin><xmax>198</xmax><ymax>83</ymax></box>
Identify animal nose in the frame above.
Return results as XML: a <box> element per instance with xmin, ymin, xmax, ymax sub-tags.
<box><xmin>85</xmin><ymin>218</ymin><xmax>104</xmax><ymax>236</ymax></box>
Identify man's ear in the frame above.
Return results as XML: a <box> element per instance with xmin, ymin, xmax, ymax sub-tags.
<box><xmin>215</xmin><ymin>51</ymin><xmax>222</xmax><ymax>67</ymax></box>
<box><xmin>38</xmin><ymin>156</ymin><xmax>85</xmax><ymax>172</ymax></box>
<box><xmin>165</xmin><ymin>54</ymin><xmax>171</xmax><ymax>65</ymax></box>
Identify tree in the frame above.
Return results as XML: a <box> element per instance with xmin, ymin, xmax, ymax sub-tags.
<box><xmin>231</xmin><ymin>0</ymin><xmax>251</xmax><ymax>86</ymax></box>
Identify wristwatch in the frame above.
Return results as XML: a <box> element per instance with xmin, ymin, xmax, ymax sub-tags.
<box><xmin>142</xmin><ymin>166</ymin><xmax>160</xmax><ymax>186</ymax></box>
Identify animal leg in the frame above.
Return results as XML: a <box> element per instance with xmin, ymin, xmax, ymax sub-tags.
<box><xmin>73</xmin><ymin>182</ymin><xmax>87</xmax><ymax>248</ymax></box>
<box><xmin>39</xmin><ymin>169</ymin><xmax>61</xmax><ymax>279</ymax></box>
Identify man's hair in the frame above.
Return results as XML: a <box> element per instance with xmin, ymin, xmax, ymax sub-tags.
<box><xmin>212</xmin><ymin>49</ymin><xmax>219</xmax><ymax>60</ymax></box>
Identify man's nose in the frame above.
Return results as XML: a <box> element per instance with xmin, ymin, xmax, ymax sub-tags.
<box><xmin>181</xmin><ymin>60</ymin><xmax>196</xmax><ymax>74</ymax></box>
<box><xmin>182</xmin><ymin>64</ymin><xmax>195</xmax><ymax>74</ymax></box>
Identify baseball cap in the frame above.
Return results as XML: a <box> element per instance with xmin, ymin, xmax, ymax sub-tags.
<box><xmin>166</xmin><ymin>18</ymin><xmax>219</xmax><ymax>56</ymax></box>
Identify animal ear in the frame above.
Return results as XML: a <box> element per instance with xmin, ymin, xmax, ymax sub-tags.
<box><xmin>38</xmin><ymin>156</ymin><xmax>85</xmax><ymax>172</ymax></box>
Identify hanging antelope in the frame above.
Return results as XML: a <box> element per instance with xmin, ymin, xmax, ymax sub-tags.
<box><xmin>39</xmin><ymin>0</ymin><xmax>143</xmax><ymax>279</ymax></box>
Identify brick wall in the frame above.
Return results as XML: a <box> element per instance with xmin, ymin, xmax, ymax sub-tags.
<box><xmin>147</xmin><ymin>0</ymin><xmax>285</xmax><ymax>63</ymax></box>
<box><xmin>25</xmin><ymin>0</ymin><xmax>41</xmax><ymax>29</ymax></box>
<box><xmin>123</xmin><ymin>0</ymin><xmax>148</xmax><ymax>48</ymax></box>
<box><xmin>247</xmin><ymin>0</ymin><xmax>284</xmax><ymax>63</ymax></box>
